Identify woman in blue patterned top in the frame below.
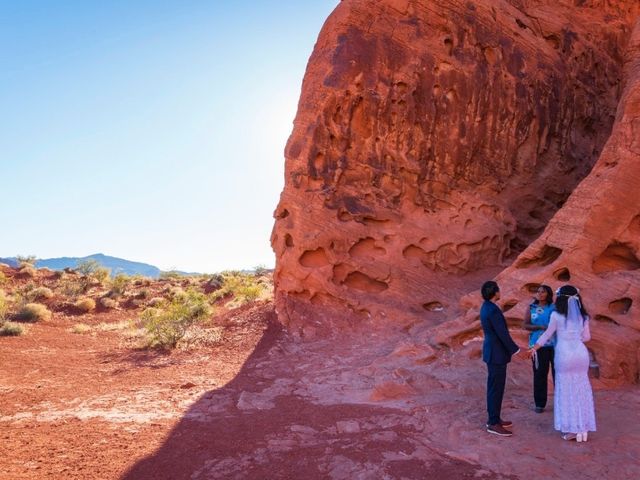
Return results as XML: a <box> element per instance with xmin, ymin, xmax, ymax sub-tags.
<box><xmin>522</xmin><ymin>284</ymin><xmax>555</xmax><ymax>413</ymax></box>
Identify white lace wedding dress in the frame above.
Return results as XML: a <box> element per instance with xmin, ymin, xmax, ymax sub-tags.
<box><xmin>536</xmin><ymin>303</ymin><xmax>596</xmax><ymax>434</ymax></box>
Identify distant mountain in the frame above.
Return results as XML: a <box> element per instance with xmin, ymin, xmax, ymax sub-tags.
<box><xmin>1</xmin><ymin>253</ymin><xmax>163</xmax><ymax>278</ymax></box>
<box><xmin>0</xmin><ymin>257</ymin><xmax>19</xmax><ymax>267</ymax></box>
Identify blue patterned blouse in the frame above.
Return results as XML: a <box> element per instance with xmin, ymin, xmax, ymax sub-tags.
<box><xmin>528</xmin><ymin>303</ymin><xmax>556</xmax><ymax>348</ymax></box>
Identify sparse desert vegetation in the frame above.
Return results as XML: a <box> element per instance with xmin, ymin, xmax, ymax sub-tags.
<box><xmin>0</xmin><ymin>262</ymin><xmax>273</xmax><ymax>349</ymax></box>
<box><xmin>15</xmin><ymin>303</ymin><xmax>52</xmax><ymax>322</ymax></box>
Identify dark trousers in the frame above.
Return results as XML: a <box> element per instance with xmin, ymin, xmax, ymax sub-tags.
<box><xmin>486</xmin><ymin>363</ymin><xmax>507</xmax><ymax>425</ymax></box>
<box><xmin>532</xmin><ymin>346</ymin><xmax>555</xmax><ymax>408</ymax></box>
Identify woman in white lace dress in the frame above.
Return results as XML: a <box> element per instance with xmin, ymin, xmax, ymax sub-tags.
<box><xmin>529</xmin><ymin>285</ymin><xmax>596</xmax><ymax>442</ymax></box>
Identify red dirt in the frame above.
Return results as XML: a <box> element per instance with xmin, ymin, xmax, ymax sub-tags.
<box><xmin>2</xmin><ymin>283</ymin><xmax>639</xmax><ymax>479</ymax></box>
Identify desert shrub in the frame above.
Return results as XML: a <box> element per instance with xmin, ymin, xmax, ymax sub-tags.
<box><xmin>129</xmin><ymin>298</ymin><xmax>145</xmax><ymax>308</ymax></box>
<box><xmin>253</xmin><ymin>264</ymin><xmax>269</xmax><ymax>276</ymax></box>
<box><xmin>71</xmin><ymin>323</ymin><xmax>92</xmax><ymax>334</ymax></box>
<box><xmin>16</xmin><ymin>255</ymin><xmax>37</xmax><ymax>266</ymax></box>
<box><xmin>147</xmin><ymin>297</ymin><xmax>165</xmax><ymax>307</ymax></box>
<box><xmin>211</xmin><ymin>272</ymin><xmax>271</xmax><ymax>307</ymax></box>
<box><xmin>15</xmin><ymin>303</ymin><xmax>51</xmax><ymax>322</ymax></box>
<box><xmin>109</xmin><ymin>274</ymin><xmax>131</xmax><ymax>297</ymax></box>
<box><xmin>18</xmin><ymin>265</ymin><xmax>36</xmax><ymax>278</ymax></box>
<box><xmin>141</xmin><ymin>290</ymin><xmax>212</xmax><ymax>349</ymax></box>
<box><xmin>135</xmin><ymin>288</ymin><xmax>150</xmax><ymax>300</ymax></box>
<box><xmin>58</xmin><ymin>276</ymin><xmax>85</xmax><ymax>298</ymax></box>
<box><xmin>167</xmin><ymin>286</ymin><xmax>186</xmax><ymax>300</ymax></box>
<box><xmin>206</xmin><ymin>274</ymin><xmax>224</xmax><ymax>290</ymax></box>
<box><xmin>99</xmin><ymin>297</ymin><xmax>117</xmax><ymax>309</ymax></box>
<box><xmin>0</xmin><ymin>270</ymin><xmax>7</xmax><ymax>285</ymax></box>
<box><xmin>160</xmin><ymin>271</ymin><xmax>183</xmax><ymax>280</ymax></box>
<box><xmin>132</xmin><ymin>275</ymin><xmax>151</xmax><ymax>286</ymax></box>
<box><xmin>0</xmin><ymin>291</ymin><xmax>9</xmax><ymax>322</ymax></box>
<box><xmin>0</xmin><ymin>322</ymin><xmax>24</xmax><ymax>336</ymax></box>
<box><xmin>30</xmin><ymin>287</ymin><xmax>54</xmax><ymax>301</ymax></box>
<box><xmin>74</xmin><ymin>298</ymin><xmax>96</xmax><ymax>313</ymax></box>
<box><xmin>75</xmin><ymin>259</ymin><xmax>110</xmax><ymax>282</ymax></box>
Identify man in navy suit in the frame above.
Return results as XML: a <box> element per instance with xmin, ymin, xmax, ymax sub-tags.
<box><xmin>480</xmin><ymin>281</ymin><xmax>522</xmax><ymax>436</ymax></box>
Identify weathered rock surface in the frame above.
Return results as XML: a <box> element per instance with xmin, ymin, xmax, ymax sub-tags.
<box><xmin>442</xmin><ymin>14</ymin><xmax>640</xmax><ymax>384</ymax></box>
<box><xmin>272</xmin><ymin>0</ymin><xmax>638</xmax><ymax>342</ymax></box>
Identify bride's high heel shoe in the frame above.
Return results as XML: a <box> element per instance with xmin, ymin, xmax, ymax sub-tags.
<box><xmin>576</xmin><ymin>432</ymin><xmax>588</xmax><ymax>442</ymax></box>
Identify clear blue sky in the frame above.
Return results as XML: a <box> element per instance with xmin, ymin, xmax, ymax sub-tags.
<box><xmin>0</xmin><ymin>0</ymin><xmax>338</xmax><ymax>273</ymax></box>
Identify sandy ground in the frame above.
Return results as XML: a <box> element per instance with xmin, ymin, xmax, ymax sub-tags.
<box><xmin>1</xmin><ymin>294</ymin><xmax>639</xmax><ymax>479</ymax></box>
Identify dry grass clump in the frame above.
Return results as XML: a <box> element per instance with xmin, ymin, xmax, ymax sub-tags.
<box><xmin>99</xmin><ymin>297</ymin><xmax>117</xmax><ymax>310</ymax></box>
<box><xmin>135</xmin><ymin>288</ymin><xmax>150</xmax><ymax>300</ymax></box>
<box><xmin>17</xmin><ymin>265</ymin><xmax>37</xmax><ymax>278</ymax></box>
<box><xmin>0</xmin><ymin>270</ymin><xmax>7</xmax><ymax>285</ymax></box>
<box><xmin>0</xmin><ymin>290</ymin><xmax>8</xmax><ymax>322</ymax></box>
<box><xmin>147</xmin><ymin>297</ymin><xmax>165</xmax><ymax>307</ymax></box>
<box><xmin>0</xmin><ymin>322</ymin><xmax>24</xmax><ymax>336</ymax></box>
<box><xmin>74</xmin><ymin>298</ymin><xmax>96</xmax><ymax>313</ymax></box>
<box><xmin>179</xmin><ymin>325</ymin><xmax>223</xmax><ymax>349</ymax></box>
<box><xmin>71</xmin><ymin>323</ymin><xmax>92</xmax><ymax>334</ymax></box>
<box><xmin>30</xmin><ymin>287</ymin><xmax>54</xmax><ymax>301</ymax></box>
<box><xmin>133</xmin><ymin>276</ymin><xmax>152</xmax><ymax>287</ymax></box>
<box><xmin>58</xmin><ymin>276</ymin><xmax>86</xmax><ymax>298</ymax></box>
<box><xmin>15</xmin><ymin>303</ymin><xmax>52</xmax><ymax>322</ymax></box>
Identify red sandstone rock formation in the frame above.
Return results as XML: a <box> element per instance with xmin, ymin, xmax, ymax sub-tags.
<box><xmin>271</xmin><ymin>1</ymin><xmax>640</xmax><ymax>380</ymax></box>
<box><xmin>437</xmin><ymin>14</ymin><xmax>640</xmax><ymax>384</ymax></box>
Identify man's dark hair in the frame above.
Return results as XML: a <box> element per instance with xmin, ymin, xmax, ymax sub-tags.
<box><xmin>481</xmin><ymin>281</ymin><xmax>500</xmax><ymax>301</ymax></box>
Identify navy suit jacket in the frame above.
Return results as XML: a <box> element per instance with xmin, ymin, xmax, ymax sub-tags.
<box><xmin>480</xmin><ymin>300</ymin><xmax>519</xmax><ymax>364</ymax></box>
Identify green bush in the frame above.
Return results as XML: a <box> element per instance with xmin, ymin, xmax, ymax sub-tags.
<box><xmin>109</xmin><ymin>274</ymin><xmax>131</xmax><ymax>297</ymax></box>
<box><xmin>0</xmin><ymin>322</ymin><xmax>24</xmax><ymax>336</ymax></box>
<box><xmin>141</xmin><ymin>290</ymin><xmax>212</xmax><ymax>349</ymax></box>
<box><xmin>15</xmin><ymin>303</ymin><xmax>51</xmax><ymax>322</ymax></box>
<box><xmin>210</xmin><ymin>272</ymin><xmax>270</xmax><ymax>306</ymax></box>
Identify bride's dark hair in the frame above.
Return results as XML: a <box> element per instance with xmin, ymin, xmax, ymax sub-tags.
<box><xmin>554</xmin><ymin>284</ymin><xmax>589</xmax><ymax>318</ymax></box>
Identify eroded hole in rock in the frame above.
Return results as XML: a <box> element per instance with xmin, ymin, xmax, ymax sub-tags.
<box><xmin>361</xmin><ymin>216</ymin><xmax>390</xmax><ymax>226</ymax></box>
<box><xmin>592</xmin><ymin>242</ymin><xmax>640</xmax><ymax>273</ymax></box>
<box><xmin>515</xmin><ymin>245</ymin><xmax>562</xmax><ymax>268</ymax></box>
<box><xmin>522</xmin><ymin>283</ymin><xmax>541</xmax><ymax>294</ymax></box>
<box><xmin>331</xmin><ymin>263</ymin><xmax>351</xmax><ymax>285</ymax></box>
<box><xmin>276</xmin><ymin>208</ymin><xmax>290</xmax><ymax>219</ymax></box>
<box><xmin>342</xmin><ymin>271</ymin><xmax>388</xmax><ymax>293</ymax></box>
<box><xmin>449</xmin><ymin>328</ymin><xmax>483</xmax><ymax>347</ymax></box>
<box><xmin>515</xmin><ymin>18</ymin><xmax>528</xmax><ymax>29</ymax></box>
<box><xmin>608</xmin><ymin>297</ymin><xmax>632</xmax><ymax>315</ymax></box>
<box><xmin>502</xmin><ymin>300</ymin><xmax>518</xmax><ymax>312</ymax></box>
<box><xmin>403</xmin><ymin>244</ymin><xmax>428</xmax><ymax>260</ymax></box>
<box><xmin>443</xmin><ymin>37</ymin><xmax>453</xmax><ymax>55</ymax></box>
<box><xmin>349</xmin><ymin>237</ymin><xmax>387</xmax><ymax>258</ymax></box>
<box><xmin>285</xmin><ymin>234</ymin><xmax>294</xmax><ymax>247</ymax></box>
<box><xmin>299</xmin><ymin>247</ymin><xmax>329</xmax><ymax>268</ymax></box>
<box><xmin>553</xmin><ymin>267</ymin><xmax>571</xmax><ymax>281</ymax></box>
<box><xmin>423</xmin><ymin>301</ymin><xmax>444</xmax><ymax>312</ymax></box>
<box><xmin>594</xmin><ymin>314</ymin><xmax>620</xmax><ymax>326</ymax></box>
